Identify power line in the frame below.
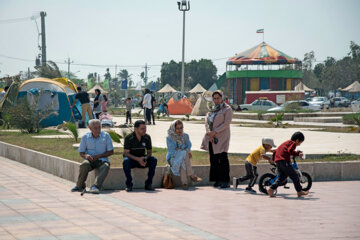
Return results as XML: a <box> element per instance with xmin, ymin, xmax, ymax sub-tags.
<box><xmin>0</xmin><ymin>15</ymin><xmax>40</xmax><ymax>24</ymax></box>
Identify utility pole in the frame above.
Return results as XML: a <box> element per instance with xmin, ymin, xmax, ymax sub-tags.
<box><xmin>143</xmin><ymin>63</ymin><xmax>149</xmax><ymax>87</ymax></box>
<box><xmin>65</xmin><ymin>57</ymin><xmax>73</xmax><ymax>79</ymax></box>
<box><xmin>40</xmin><ymin>11</ymin><xmax>47</xmax><ymax>66</ymax></box>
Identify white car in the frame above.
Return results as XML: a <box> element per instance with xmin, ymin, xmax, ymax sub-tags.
<box><xmin>240</xmin><ymin>99</ymin><xmax>278</xmax><ymax>111</ymax></box>
<box><xmin>351</xmin><ymin>99</ymin><xmax>360</xmax><ymax>112</ymax></box>
<box><xmin>307</xmin><ymin>97</ymin><xmax>330</xmax><ymax>109</ymax></box>
<box><xmin>267</xmin><ymin>100</ymin><xmax>322</xmax><ymax>112</ymax></box>
<box><xmin>333</xmin><ymin>97</ymin><xmax>350</xmax><ymax>107</ymax></box>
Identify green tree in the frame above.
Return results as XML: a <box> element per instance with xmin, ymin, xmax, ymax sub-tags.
<box><xmin>33</xmin><ymin>61</ymin><xmax>62</xmax><ymax>79</ymax></box>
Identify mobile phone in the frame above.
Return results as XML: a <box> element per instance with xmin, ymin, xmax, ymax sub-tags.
<box><xmin>214</xmin><ymin>138</ymin><xmax>218</xmax><ymax>144</ymax></box>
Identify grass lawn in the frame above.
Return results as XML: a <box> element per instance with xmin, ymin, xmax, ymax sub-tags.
<box><xmin>1</xmin><ymin>129</ymin><xmax>359</xmax><ymax>167</ymax></box>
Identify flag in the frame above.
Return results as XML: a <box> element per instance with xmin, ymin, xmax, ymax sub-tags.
<box><xmin>121</xmin><ymin>79</ymin><xmax>128</xmax><ymax>90</ymax></box>
<box><xmin>135</xmin><ymin>82</ymin><xmax>142</xmax><ymax>90</ymax></box>
<box><xmin>256</xmin><ymin>29</ymin><xmax>264</xmax><ymax>33</ymax></box>
<box><xmin>150</xmin><ymin>81</ymin><xmax>156</xmax><ymax>91</ymax></box>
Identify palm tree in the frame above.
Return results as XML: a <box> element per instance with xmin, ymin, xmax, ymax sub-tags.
<box><xmin>117</xmin><ymin>69</ymin><xmax>132</xmax><ymax>88</ymax></box>
<box><xmin>34</xmin><ymin>61</ymin><xmax>62</xmax><ymax>79</ymax></box>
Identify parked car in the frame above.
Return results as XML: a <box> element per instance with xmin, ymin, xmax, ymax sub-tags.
<box><xmin>351</xmin><ymin>99</ymin><xmax>360</xmax><ymax>112</ymax></box>
<box><xmin>307</xmin><ymin>97</ymin><xmax>330</xmax><ymax>109</ymax></box>
<box><xmin>333</xmin><ymin>97</ymin><xmax>350</xmax><ymax>107</ymax></box>
<box><xmin>267</xmin><ymin>100</ymin><xmax>322</xmax><ymax>112</ymax></box>
<box><xmin>239</xmin><ymin>99</ymin><xmax>278</xmax><ymax>111</ymax></box>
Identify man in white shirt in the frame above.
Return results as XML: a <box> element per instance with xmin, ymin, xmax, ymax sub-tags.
<box><xmin>142</xmin><ymin>89</ymin><xmax>152</xmax><ymax>125</ymax></box>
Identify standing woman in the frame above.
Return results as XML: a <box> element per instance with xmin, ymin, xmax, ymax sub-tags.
<box><xmin>201</xmin><ymin>90</ymin><xmax>233</xmax><ymax>188</ymax></box>
<box><xmin>102</xmin><ymin>95</ymin><xmax>108</xmax><ymax>112</ymax></box>
<box><xmin>93</xmin><ymin>89</ymin><xmax>103</xmax><ymax>119</ymax></box>
<box><xmin>166</xmin><ymin>120</ymin><xmax>202</xmax><ymax>189</ymax></box>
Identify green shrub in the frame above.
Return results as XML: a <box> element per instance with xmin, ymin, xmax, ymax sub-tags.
<box><xmin>4</xmin><ymin>95</ymin><xmax>58</xmax><ymax>133</ymax></box>
<box><xmin>65</xmin><ymin>122</ymin><xmax>78</xmax><ymax>142</ymax></box>
<box><xmin>269</xmin><ymin>112</ymin><xmax>284</xmax><ymax>128</ymax></box>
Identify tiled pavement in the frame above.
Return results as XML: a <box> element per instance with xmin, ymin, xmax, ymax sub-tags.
<box><xmin>0</xmin><ymin>156</ymin><xmax>360</xmax><ymax>240</ymax></box>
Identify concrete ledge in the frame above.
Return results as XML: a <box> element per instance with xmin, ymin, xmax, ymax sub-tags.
<box><xmin>1</xmin><ymin>141</ymin><xmax>359</xmax><ymax>190</ymax></box>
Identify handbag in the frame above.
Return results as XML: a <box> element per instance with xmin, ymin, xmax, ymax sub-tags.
<box><xmin>162</xmin><ymin>165</ymin><xmax>174</xmax><ymax>189</ymax></box>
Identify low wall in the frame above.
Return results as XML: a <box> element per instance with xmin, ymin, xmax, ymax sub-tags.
<box><xmin>1</xmin><ymin>141</ymin><xmax>359</xmax><ymax>190</ymax></box>
<box><xmin>233</xmin><ymin>112</ymin><xmax>352</xmax><ymax>121</ymax></box>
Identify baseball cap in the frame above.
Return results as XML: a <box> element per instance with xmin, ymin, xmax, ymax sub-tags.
<box><xmin>262</xmin><ymin>138</ymin><xmax>276</xmax><ymax>148</ymax></box>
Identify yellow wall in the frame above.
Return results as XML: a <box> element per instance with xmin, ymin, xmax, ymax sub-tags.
<box><xmin>250</xmin><ymin>78</ymin><xmax>259</xmax><ymax>91</ymax></box>
<box><xmin>286</xmin><ymin>79</ymin><xmax>292</xmax><ymax>90</ymax></box>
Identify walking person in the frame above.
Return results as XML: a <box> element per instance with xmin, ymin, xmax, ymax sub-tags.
<box><xmin>71</xmin><ymin>86</ymin><xmax>93</xmax><ymax>127</ymax></box>
<box><xmin>102</xmin><ymin>95</ymin><xmax>108</xmax><ymax>112</ymax></box>
<box><xmin>142</xmin><ymin>89</ymin><xmax>152</xmax><ymax>125</ymax></box>
<box><xmin>150</xmin><ymin>91</ymin><xmax>156</xmax><ymax>125</ymax></box>
<box><xmin>125</xmin><ymin>97</ymin><xmax>132</xmax><ymax>124</ymax></box>
<box><xmin>201</xmin><ymin>90</ymin><xmax>233</xmax><ymax>188</ymax></box>
<box><xmin>93</xmin><ymin>89</ymin><xmax>103</xmax><ymax>119</ymax></box>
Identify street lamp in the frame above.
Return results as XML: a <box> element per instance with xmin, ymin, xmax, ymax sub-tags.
<box><xmin>177</xmin><ymin>0</ymin><xmax>190</xmax><ymax>95</ymax></box>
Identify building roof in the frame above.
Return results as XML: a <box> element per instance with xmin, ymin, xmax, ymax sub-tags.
<box><xmin>227</xmin><ymin>42</ymin><xmax>301</xmax><ymax>65</ymax></box>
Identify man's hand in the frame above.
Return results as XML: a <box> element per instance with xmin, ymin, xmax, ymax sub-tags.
<box><xmin>138</xmin><ymin>156</ymin><xmax>146</xmax><ymax>167</ymax></box>
<box><xmin>188</xmin><ymin>152</ymin><xmax>192</xmax><ymax>159</ymax></box>
<box><xmin>207</xmin><ymin>131</ymin><xmax>216</xmax><ymax>139</ymax></box>
<box><xmin>85</xmin><ymin>154</ymin><xmax>94</xmax><ymax>162</ymax></box>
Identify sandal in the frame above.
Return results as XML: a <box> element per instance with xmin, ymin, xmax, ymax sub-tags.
<box><xmin>190</xmin><ymin>176</ymin><xmax>203</xmax><ymax>183</ymax></box>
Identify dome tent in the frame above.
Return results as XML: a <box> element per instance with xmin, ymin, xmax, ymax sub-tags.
<box><xmin>0</xmin><ymin>78</ymin><xmax>82</xmax><ymax>127</ymax></box>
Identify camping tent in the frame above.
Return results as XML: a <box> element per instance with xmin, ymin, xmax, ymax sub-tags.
<box><xmin>0</xmin><ymin>78</ymin><xmax>82</xmax><ymax>127</ymax></box>
<box><xmin>189</xmin><ymin>83</ymin><xmax>206</xmax><ymax>93</ymax></box>
<box><xmin>294</xmin><ymin>82</ymin><xmax>314</xmax><ymax>92</ymax></box>
<box><xmin>191</xmin><ymin>91</ymin><xmax>213</xmax><ymax>116</ymax></box>
<box><xmin>87</xmin><ymin>84</ymin><xmax>108</xmax><ymax>95</ymax></box>
<box><xmin>167</xmin><ymin>97</ymin><xmax>193</xmax><ymax>115</ymax></box>
<box><xmin>158</xmin><ymin>84</ymin><xmax>177</xmax><ymax>93</ymax></box>
<box><xmin>341</xmin><ymin>81</ymin><xmax>360</xmax><ymax>100</ymax></box>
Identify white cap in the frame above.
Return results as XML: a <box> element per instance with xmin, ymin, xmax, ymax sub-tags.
<box><xmin>262</xmin><ymin>138</ymin><xmax>276</xmax><ymax>148</ymax></box>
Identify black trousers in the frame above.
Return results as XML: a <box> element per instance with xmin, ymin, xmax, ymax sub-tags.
<box><xmin>209</xmin><ymin>142</ymin><xmax>230</xmax><ymax>183</ymax></box>
<box><xmin>270</xmin><ymin>160</ymin><xmax>302</xmax><ymax>192</ymax></box>
<box><xmin>151</xmin><ymin>109</ymin><xmax>155</xmax><ymax>124</ymax></box>
<box><xmin>126</xmin><ymin>111</ymin><xmax>132</xmax><ymax>124</ymax></box>
<box><xmin>123</xmin><ymin>157</ymin><xmax>157</xmax><ymax>187</ymax></box>
<box><xmin>239</xmin><ymin>161</ymin><xmax>258</xmax><ymax>188</ymax></box>
<box><xmin>145</xmin><ymin>108</ymin><xmax>152</xmax><ymax>123</ymax></box>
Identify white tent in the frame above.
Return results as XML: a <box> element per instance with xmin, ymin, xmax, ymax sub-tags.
<box><xmin>87</xmin><ymin>84</ymin><xmax>108</xmax><ymax>94</ymax></box>
<box><xmin>208</xmin><ymin>82</ymin><xmax>218</xmax><ymax>92</ymax></box>
<box><xmin>342</xmin><ymin>81</ymin><xmax>360</xmax><ymax>92</ymax></box>
<box><xmin>189</xmin><ymin>83</ymin><xmax>206</xmax><ymax>93</ymax></box>
<box><xmin>294</xmin><ymin>82</ymin><xmax>314</xmax><ymax>92</ymax></box>
<box><xmin>158</xmin><ymin>84</ymin><xmax>177</xmax><ymax>93</ymax></box>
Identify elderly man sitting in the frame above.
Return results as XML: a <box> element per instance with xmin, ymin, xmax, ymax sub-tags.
<box><xmin>71</xmin><ymin>119</ymin><xmax>114</xmax><ymax>194</ymax></box>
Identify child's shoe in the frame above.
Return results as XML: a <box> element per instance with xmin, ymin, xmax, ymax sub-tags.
<box><xmin>245</xmin><ymin>187</ymin><xmax>256</xmax><ymax>194</ymax></box>
<box><xmin>232</xmin><ymin>177</ymin><xmax>239</xmax><ymax>190</ymax></box>
<box><xmin>297</xmin><ymin>190</ymin><xmax>309</xmax><ymax>197</ymax></box>
<box><xmin>267</xmin><ymin>188</ymin><xmax>276</xmax><ymax>197</ymax></box>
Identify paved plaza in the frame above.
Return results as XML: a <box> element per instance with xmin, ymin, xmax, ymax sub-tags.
<box><xmin>1</xmin><ymin>156</ymin><xmax>360</xmax><ymax>240</ymax></box>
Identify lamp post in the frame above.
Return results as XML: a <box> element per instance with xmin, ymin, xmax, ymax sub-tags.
<box><xmin>177</xmin><ymin>0</ymin><xmax>190</xmax><ymax>95</ymax></box>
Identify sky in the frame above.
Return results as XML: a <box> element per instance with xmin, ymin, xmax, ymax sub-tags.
<box><xmin>1</xmin><ymin>0</ymin><xmax>360</xmax><ymax>86</ymax></box>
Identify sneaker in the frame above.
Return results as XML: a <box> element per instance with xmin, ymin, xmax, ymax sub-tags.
<box><xmin>267</xmin><ymin>188</ymin><xmax>276</xmax><ymax>197</ymax></box>
<box><xmin>125</xmin><ymin>184</ymin><xmax>133</xmax><ymax>192</ymax></box>
<box><xmin>89</xmin><ymin>185</ymin><xmax>100</xmax><ymax>194</ymax></box>
<box><xmin>233</xmin><ymin>177</ymin><xmax>238</xmax><ymax>190</ymax></box>
<box><xmin>297</xmin><ymin>190</ymin><xmax>309</xmax><ymax>197</ymax></box>
<box><xmin>71</xmin><ymin>186</ymin><xmax>83</xmax><ymax>192</ymax></box>
<box><xmin>145</xmin><ymin>184</ymin><xmax>155</xmax><ymax>191</ymax></box>
<box><xmin>245</xmin><ymin>187</ymin><xmax>256</xmax><ymax>194</ymax></box>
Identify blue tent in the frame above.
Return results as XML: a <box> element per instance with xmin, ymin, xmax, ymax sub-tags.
<box><xmin>16</xmin><ymin>78</ymin><xmax>82</xmax><ymax>127</ymax></box>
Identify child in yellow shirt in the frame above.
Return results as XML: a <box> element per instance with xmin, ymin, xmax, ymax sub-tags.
<box><xmin>233</xmin><ymin>138</ymin><xmax>276</xmax><ymax>193</ymax></box>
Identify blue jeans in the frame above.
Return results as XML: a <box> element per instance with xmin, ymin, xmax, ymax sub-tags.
<box><xmin>123</xmin><ymin>156</ymin><xmax>157</xmax><ymax>187</ymax></box>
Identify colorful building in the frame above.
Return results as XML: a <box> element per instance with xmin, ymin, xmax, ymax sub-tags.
<box><xmin>225</xmin><ymin>42</ymin><xmax>302</xmax><ymax>104</ymax></box>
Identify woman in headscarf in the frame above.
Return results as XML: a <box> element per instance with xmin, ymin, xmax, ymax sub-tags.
<box><xmin>93</xmin><ymin>89</ymin><xmax>103</xmax><ymax>119</ymax></box>
<box><xmin>201</xmin><ymin>90</ymin><xmax>233</xmax><ymax>188</ymax></box>
<box><xmin>166</xmin><ymin>120</ymin><xmax>202</xmax><ymax>189</ymax></box>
